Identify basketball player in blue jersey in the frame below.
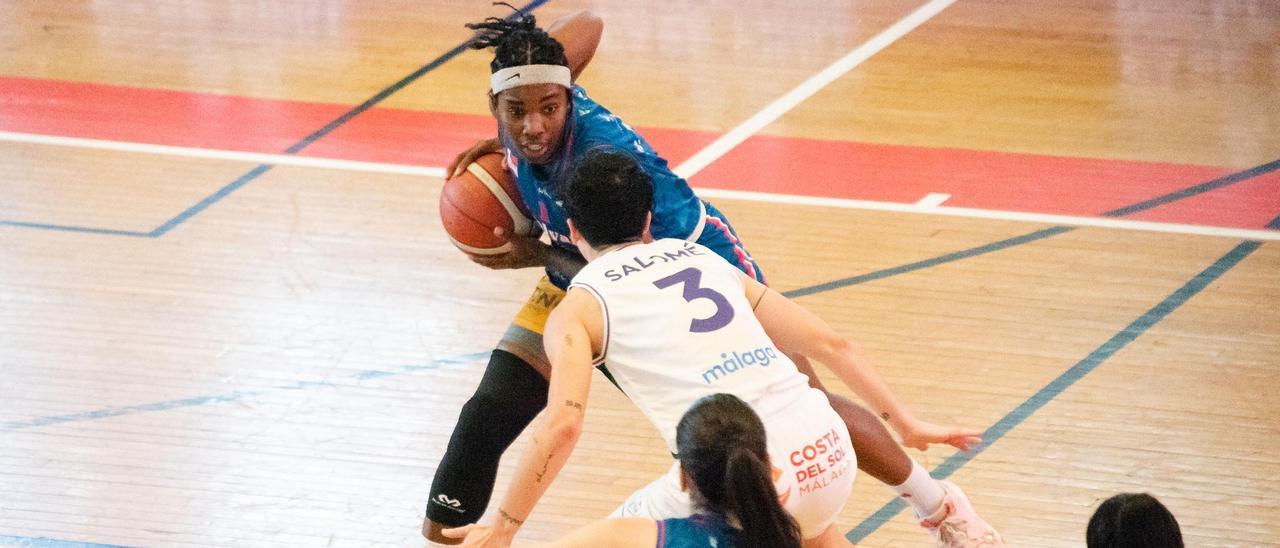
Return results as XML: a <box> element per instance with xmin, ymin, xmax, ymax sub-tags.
<box><xmin>424</xmin><ymin>9</ymin><xmax>999</xmax><ymax>547</ymax></box>
<box><xmin>442</xmin><ymin>151</ymin><xmax>1003</xmax><ymax>548</ymax></box>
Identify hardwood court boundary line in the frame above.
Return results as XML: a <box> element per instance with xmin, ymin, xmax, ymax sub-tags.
<box><xmin>0</xmin><ymin>131</ymin><xmax>448</xmax><ymax>177</ymax></box>
<box><xmin>3</xmin><ymin>130</ymin><xmax>1275</xmax><ymax>241</ymax></box>
<box><xmin>695</xmin><ymin>186</ymin><xmax>1280</xmax><ymax>241</ymax></box>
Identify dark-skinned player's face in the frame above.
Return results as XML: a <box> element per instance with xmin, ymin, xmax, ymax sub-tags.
<box><xmin>492</xmin><ymin>84</ymin><xmax>569</xmax><ymax>165</ymax></box>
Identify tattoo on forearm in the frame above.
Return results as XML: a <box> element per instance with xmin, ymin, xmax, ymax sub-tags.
<box><xmin>499</xmin><ymin>508</ymin><xmax>524</xmax><ymax>527</ymax></box>
<box><xmin>534</xmin><ymin>451</ymin><xmax>553</xmax><ymax>483</ymax></box>
<box><xmin>564</xmin><ymin>399</ymin><xmax>583</xmax><ymax>410</ymax></box>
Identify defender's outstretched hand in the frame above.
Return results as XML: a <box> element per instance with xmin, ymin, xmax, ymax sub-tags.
<box><xmin>898</xmin><ymin>420</ymin><xmax>983</xmax><ymax>452</ymax></box>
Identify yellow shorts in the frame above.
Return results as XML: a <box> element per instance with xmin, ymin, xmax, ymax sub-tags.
<box><xmin>496</xmin><ymin>276</ymin><xmax>565</xmax><ymax>373</ymax></box>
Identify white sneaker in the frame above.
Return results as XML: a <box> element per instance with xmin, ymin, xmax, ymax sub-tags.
<box><xmin>919</xmin><ymin>480</ymin><xmax>1005</xmax><ymax>547</ymax></box>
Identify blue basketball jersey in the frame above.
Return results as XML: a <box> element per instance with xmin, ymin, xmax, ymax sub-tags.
<box><xmin>657</xmin><ymin>514</ymin><xmax>738</xmax><ymax>548</ymax></box>
<box><xmin>506</xmin><ymin>85</ymin><xmax>709</xmax><ymax>287</ymax></box>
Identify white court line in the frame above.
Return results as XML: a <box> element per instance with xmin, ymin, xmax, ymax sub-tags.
<box><xmin>5</xmin><ymin>130</ymin><xmax>1277</xmax><ymax>241</ymax></box>
<box><xmin>917</xmin><ymin>192</ymin><xmax>952</xmax><ymax>207</ymax></box>
<box><xmin>673</xmin><ymin>0</ymin><xmax>958</xmax><ymax>179</ymax></box>
<box><xmin>694</xmin><ymin>188</ymin><xmax>1280</xmax><ymax>241</ymax></box>
<box><xmin>0</xmin><ymin>130</ymin><xmax>447</xmax><ymax>178</ymax></box>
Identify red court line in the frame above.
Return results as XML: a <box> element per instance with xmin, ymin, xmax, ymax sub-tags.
<box><xmin>2</xmin><ymin>76</ymin><xmax>1271</xmax><ymax>230</ymax></box>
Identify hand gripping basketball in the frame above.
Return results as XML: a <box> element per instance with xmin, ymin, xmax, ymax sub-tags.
<box><xmin>439</xmin><ymin>152</ymin><xmax>537</xmax><ymax>256</ymax></box>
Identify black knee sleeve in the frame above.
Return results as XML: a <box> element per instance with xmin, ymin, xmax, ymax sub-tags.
<box><xmin>425</xmin><ymin>349</ymin><xmax>548</xmax><ymax>526</ymax></box>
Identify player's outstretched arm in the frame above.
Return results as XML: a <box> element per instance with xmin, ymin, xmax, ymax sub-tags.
<box><xmin>546</xmin><ymin>11</ymin><xmax>602</xmax><ymax>81</ymax></box>
<box><xmin>527</xmin><ymin>517</ymin><xmax>657</xmax><ymax>548</ymax></box>
<box><xmin>741</xmin><ymin>273</ymin><xmax>981</xmax><ymax>452</ymax></box>
<box><xmin>444</xmin><ymin>291</ymin><xmax>599</xmax><ymax>547</ymax></box>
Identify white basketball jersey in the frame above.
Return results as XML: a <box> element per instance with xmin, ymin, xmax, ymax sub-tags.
<box><xmin>570</xmin><ymin>238</ymin><xmax>815</xmax><ymax>452</ymax></box>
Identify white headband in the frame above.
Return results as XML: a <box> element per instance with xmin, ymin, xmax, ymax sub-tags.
<box><xmin>490</xmin><ymin>64</ymin><xmax>571</xmax><ymax>94</ymax></box>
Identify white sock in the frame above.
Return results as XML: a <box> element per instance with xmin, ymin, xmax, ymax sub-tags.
<box><xmin>890</xmin><ymin>460</ymin><xmax>947</xmax><ymax>519</ymax></box>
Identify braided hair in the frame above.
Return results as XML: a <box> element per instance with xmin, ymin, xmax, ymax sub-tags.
<box><xmin>466</xmin><ymin>4</ymin><xmax>576</xmax><ymax>175</ymax></box>
<box><xmin>466</xmin><ymin>5</ymin><xmax>569</xmax><ymax>74</ymax></box>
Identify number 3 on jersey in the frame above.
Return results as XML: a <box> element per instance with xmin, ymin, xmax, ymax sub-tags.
<box><xmin>653</xmin><ymin>267</ymin><xmax>734</xmax><ymax>333</ymax></box>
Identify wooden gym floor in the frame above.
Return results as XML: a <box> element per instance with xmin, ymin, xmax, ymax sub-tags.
<box><xmin>1</xmin><ymin>1</ymin><xmax>1277</xmax><ymax>546</ymax></box>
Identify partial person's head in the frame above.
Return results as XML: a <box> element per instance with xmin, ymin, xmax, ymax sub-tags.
<box><xmin>1086</xmin><ymin>493</ymin><xmax>1184</xmax><ymax>548</ymax></box>
<box><xmin>675</xmin><ymin>394</ymin><xmax>802</xmax><ymax>548</ymax></box>
<box><xmin>563</xmin><ymin>149</ymin><xmax>653</xmax><ymax>255</ymax></box>
<box><xmin>466</xmin><ymin>8</ymin><xmax>571</xmax><ymax>165</ymax></box>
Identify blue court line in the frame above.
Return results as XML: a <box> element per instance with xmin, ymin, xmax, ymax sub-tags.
<box><xmin>778</xmin><ymin>158</ymin><xmax>1279</xmax><ymax>299</ymax></box>
<box><xmin>6</xmin><ymin>161</ymin><xmax>1272</xmax><ymax>430</ymax></box>
<box><xmin>1</xmin><ymin>228</ymin><xmax>1086</xmax><ymax>430</ymax></box>
<box><xmin>0</xmin><ymin>535</ymin><xmax>131</xmax><ymax>548</ymax></box>
<box><xmin>0</xmin><ymin>0</ymin><xmax>549</xmax><ymax>238</ymax></box>
<box><xmin>0</xmin><ymin>352</ymin><xmax>489</xmax><ymax>432</ymax></box>
<box><xmin>0</xmin><ymin>220</ymin><xmax>150</xmax><ymax>237</ymax></box>
<box><xmin>845</xmin><ymin>235</ymin><xmax>1267</xmax><ymax>543</ymax></box>
<box><xmin>147</xmin><ymin>164</ymin><xmax>274</xmax><ymax>237</ymax></box>
<box><xmin>6</xmin><ymin>157</ymin><xmax>1276</xmax><ymax>429</ymax></box>
<box><xmin>782</xmin><ymin>226</ymin><xmax>1075</xmax><ymax>298</ymax></box>
<box><xmin>1103</xmin><ymin>157</ymin><xmax>1280</xmax><ymax>217</ymax></box>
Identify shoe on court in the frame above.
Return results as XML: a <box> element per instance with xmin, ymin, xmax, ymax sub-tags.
<box><xmin>918</xmin><ymin>480</ymin><xmax>1005</xmax><ymax>547</ymax></box>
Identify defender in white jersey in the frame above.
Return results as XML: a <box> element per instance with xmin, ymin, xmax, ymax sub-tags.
<box><xmin>574</xmin><ymin>237</ymin><xmax>857</xmax><ymax>536</ymax></box>
<box><xmin>445</xmin><ymin>152</ymin><xmax>1004</xmax><ymax>548</ymax></box>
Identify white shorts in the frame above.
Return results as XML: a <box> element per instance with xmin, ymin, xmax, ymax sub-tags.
<box><xmin>611</xmin><ymin>390</ymin><xmax>856</xmax><ymax>538</ymax></box>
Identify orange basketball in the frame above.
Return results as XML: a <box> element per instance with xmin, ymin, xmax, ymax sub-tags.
<box><xmin>439</xmin><ymin>152</ymin><xmax>535</xmax><ymax>255</ymax></box>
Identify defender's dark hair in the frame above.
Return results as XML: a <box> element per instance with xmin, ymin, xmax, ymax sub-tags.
<box><xmin>466</xmin><ymin>5</ymin><xmax>568</xmax><ymax>73</ymax></box>
<box><xmin>1086</xmin><ymin>493</ymin><xmax>1184</xmax><ymax>548</ymax></box>
<box><xmin>564</xmin><ymin>149</ymin><xmax>654</xmax><ymax>247</ymax></box>
<box><xmin>676</xmin><ymin>394</ymin><xmax>802</xmax><ymax>548</ymax></box>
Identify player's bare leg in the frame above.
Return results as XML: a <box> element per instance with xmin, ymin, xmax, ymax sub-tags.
<box><xmin>789</xmin><ymin>353</ymin><xmax>911</xmax><ymax>484</ymax></box>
